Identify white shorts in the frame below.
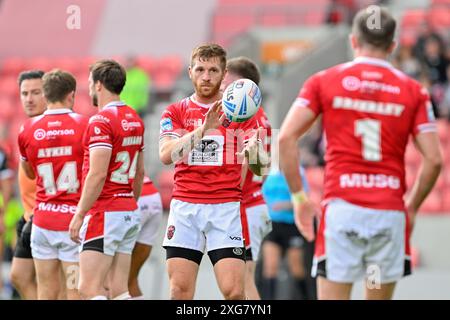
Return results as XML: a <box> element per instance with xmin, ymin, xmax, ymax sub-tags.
<box><xmin>80</xmin><ymin>210</ymin><xmax>141</xmax><ymax>256</ymax></box>
<box><xmin>312</xmin><ymin>199</ymin><xmax>411</xmax><ymax>284</ymax></box>
<box><xmin>31</xmin><ymin>224</ymin><xmax>79</xmax><ymax>262</ymax></box>
<box><xmin>136</xmin><ymin>193</ymin><xmax>163</xmax><ymax>246</ymax></box>
<box><xmin>244</xmin><ymin>204</ymin><xmax>272</xmax><ymax>261</ymax></box>
<box><xmin>163</xmin><ymin>199</ymin><xmax>244</xmax><ymax>253</ymax></box>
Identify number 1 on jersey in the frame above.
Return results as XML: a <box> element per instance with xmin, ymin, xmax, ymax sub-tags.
<box><xmin>355</xmin><ymin>119</ymin><xmax>381</xmax><ymax>162</ymax></box>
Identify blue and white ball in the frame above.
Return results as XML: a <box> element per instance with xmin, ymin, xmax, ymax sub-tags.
<box><xmin>222</xmin><ymin>78</ymin><xmax>262</xmax><ymax>123</ymax></box>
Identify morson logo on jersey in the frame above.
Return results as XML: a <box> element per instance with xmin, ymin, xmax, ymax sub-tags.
<box><xmin>342</xmin><ymin>76</ymin><xmax>401</xmax><ymax>94</ymax></box>
<box><xmin>33</xmin><ymin>128</ymin><xmax>75</xmax><ymax>141</ymax></box>
<box><xmin>340</xmin><ymin>173</ymin><xmax>400</xmax><ymax>190</ymax></box>
<box><xmin>121</xmin><ymin>120</ymin><xmax>141</xmax><ymax>131</ymax></box>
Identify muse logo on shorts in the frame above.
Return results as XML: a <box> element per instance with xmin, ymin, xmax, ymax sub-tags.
<box><xmin>167</xmin><ymin>225</ymin><xmax>175</xmax><ymax>240</ymax></box>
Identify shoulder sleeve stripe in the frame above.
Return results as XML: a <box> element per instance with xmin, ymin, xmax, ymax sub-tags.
<box><xmin>160</xmin><ymin>132</ymin><xmax>181</xmax><ymax>139</ymax></box>
<box><xmin>417</xmin><ymin>123</ymin><xmax>438</xmax><ymax>133</ymax></box>
<box><xmin>89</xmin><ymin>142</ymin><xmax>113</xmax><ymax>149</ymax></box>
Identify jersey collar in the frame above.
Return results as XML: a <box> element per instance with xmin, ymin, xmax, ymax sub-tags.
<box><xmin>353</xmin><ymin>56</ymin><xmax>393</xmax><ymax>69</ymax></box>
<box><xmin>104</xmin><ymin>101</ymin><xmax>126</xmax><ymax>109</ymax></box>
<box><xmin>43</xmin><ymin>108</ymin><xmax>73</xmax><ymax>115</ymax></box>
<box><xmin>190</xmin><ymin>95</ymin><xmax>215</xmax><ymax>109</ymax></box>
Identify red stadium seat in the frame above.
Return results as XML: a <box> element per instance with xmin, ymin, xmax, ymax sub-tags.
<box><xmin>26</xmin><ymin>57</ymin><xmax>53</xmax><ymax>72</ymax></box>
<box><xmin>305</xmin><ymin>166</ymin><xmax>324</xmax><ymax>190</ymax></box>
<box><xmin>401</xmin><ymin>9</ymin><xmax>427</xmax><ymax>28</ymax></box>
<box><xmin>0</xmin><ymin>97</ymin><xmax>15</xmax><ymax>121</ymax></box>
<box><xmin>53</xmin><ymin>57</ymin><xmax>82</xmax><ymax>74</ymax></box>
<box><xmin>1</xmin><ymin>57</ymin><xmax>26</xmax><ymax>77</ymax></box>
<box><xmin>419</xmin><ymin>190</ymin><xmax>442</xmax><ymax>214</ymax></box>
<box><xmin>0</xmin><ymin>76</ymin><xmax>19</xmax><ymax>98</ymax></box>
<box><xmin>445</xmin><ymin>168</ymin><xmax>450</xmax><ymax>187</ymax></box>
<box><xmin>431</xmin><ymin>0</ymin><xmax>450</xmax><ymax>5</ymax></box>
<box><xmin>74</xmin><ymin>93</ymin><xmax>96</xmax><ymax>117</ymax></box>
<box><xmin>405</xmin><ymin>164</ymin><xmax>418</xmax><ymax>188</ymax></box>
<box><xmin>157</xmin><ymin>169</ymin><xmax>174</xmax><ymax>210</ymax></box>
<box><xmin>135</xmin><ymin>56</ymin><xmax>157</xmax><ymax>77</ymax></box>
<box><xmin>260</xmin><ymin>12</ymin><xmax>288</xmax><ymax>27</ymax></box>
<box><xmin>405</xmin><ymin>142</ymin><xmax>421</xmax><ymax>167</ymax></box>
<box><xmin>437</xmin><ymin>120</ymin><xmax>448</xmax><ymax>146</ymax></box>
<box><xmin>428</xmin><ymin>8</ymin><xmax>450</xmax><ymax>30</ymax></box>
<box><xmin>442</xmin><ymin>192</ymin><xmax>450</xmax><ymax>212</ymax></box>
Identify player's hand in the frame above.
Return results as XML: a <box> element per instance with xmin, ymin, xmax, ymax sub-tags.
<box><xmin>69</xmin><ymin>212</ymin><xmax>85</xmax><ymax>244</ymax></box>
<box><xmin>236</xmin><ymin>127</ymin><xmax>264</xmax><ymax>163</ymax></box>
<box><xmin>293</xmin><ymin>199</ymin><xmax>320</xmax><ymax>242</ymax></box>
<box><xmin>202</xmin><ymin>100</ymin><xmax>226</xmax><ymax>133</ymax></box>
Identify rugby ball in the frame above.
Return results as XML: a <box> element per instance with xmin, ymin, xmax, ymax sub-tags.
<box><xmin>222</xmin><ymin>78</ymin><xmax>262</xmax><ymax>122</ymax></box>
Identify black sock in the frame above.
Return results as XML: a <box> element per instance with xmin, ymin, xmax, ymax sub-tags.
<box><xmin>296</xmin><ymin>278</ymin><xmax>308</xmax><ymax>300</ymax></box>
<box><xmin>261</xmin><ymin>277</ymin><xmax>277</xmax><ymax>300</ymax></box>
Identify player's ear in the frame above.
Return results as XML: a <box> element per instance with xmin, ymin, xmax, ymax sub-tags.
<box><xmin>387</xmin><ymin>40</ymin><xmax>397</xmax><ymax>55</ymax></box>
<box><xmin>95</xmin><ymin>80</ymin><xmax>102</xmax><ymax>92</ymax></box>
<box><xmin>349</xmin><ymin>34</ymin><xmax>358</xmax><ymax>50</ymax></box>
<box><xmin>222</xmin><ymin>68</ymin><xmax>228</xmax><ymax>81</ymax></box>
<box><xmin>188</xmin><ymin>65</ymin><xmax>193</xmax><ymax>79</ymax></box>
<box><xmin>68</xmin><ymin>91</ymin><xmax>75</xmax><ymax>108</ymax></box>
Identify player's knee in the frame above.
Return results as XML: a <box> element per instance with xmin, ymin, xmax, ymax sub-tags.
<box><xmin>222</xmin><ymin>285</ymin><xmax>245</xmax><ymax>300</ymax></box>
<box><xmin>169</xmin><ymin>281</ymin><xmax>194</xmax><ymax>300</ymax></box>
<box><xmin>10</xmin><ymin>269</ymin><xmax>30</xmax><ymax>290</ymax></box>
<box><xmin>78</xmin><ymin>282</ymin><xmax>100</xmax><ymax>299</ymax></box>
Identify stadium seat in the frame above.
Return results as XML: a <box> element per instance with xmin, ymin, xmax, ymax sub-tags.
<box><xmin>0</xmin><ymin>96</ymin><xmax>15</xmax><ymax>121</ymax></box>
<box><xmin>305</xmin><ymin>166</ymin><xmax>324</xmax><ymax>190</ymax></box>
<box><xmin>0</xmin><ymin>76</ymin><xmax>19</xmax><ymax>98</ymax></box>
<box><xmin>420</xmin><ymin>190</ymin><xmax>442</xmax><ymax>214</ymax></box>
<box><xmin>0</xmin><ymin>57</ymin><xmax>26</xmax><ymax>77</ymax></box>
<box><xmin>428</xmin><ymin>8</ymin><xmax>450</xmax><ymax>31</ymax></box>
<box><xmin>157</xmin><ymin>169</ymin><xmax>174</xmax><ymax>210</ymax></box>
<box><xmin>135</xmin><ymin>56</ymin><xmax>157</xmax><ymax>77</ymax></box>
<box><xmin>74</xmin><ymin>93</ymin><xmax>96</xmax><ymax>117</ymax></box>
<box><xmin>405</xmin><ymin>143</ymin><xmax>421</xmax><ymax>167</ymax></box>
<box><xmin>445</xmin><ymin>168</ymin><xmax>450</xmax><ymax>187</ymax></box>
<box><xmin>259</xmin><ymin>12</ymin><xmax>288</xmax><ymax>27</ymax></box>
<box><xmin>437</xmin><ymin>120</ymin><xmax>448</xmax><ymax>146</ymax></box>
<box><xmin>405</xmin><ymin>164</ymin><xmax>418</xmax><ymax>188</ymax></box>
<box><xmin>442</xmin><ymin>192</ymin><xmax>450</xmax><ymax>212</ymax></box>
<box><xmin>53</xmin><ymin>57</ymin><xmax>82</xmax><ymax>74</ymax></box>
<box><xmin>431</xmin><ymin>0</ymin><xmax>450</xmax><ymax>5</ymax></box>
<box><xmin>26</xmin><ymin>57</ymin><xmax>53</xmax><ymax>72</ymax></box>
<box><xmin>401</xmin><ymin>9</ymin><xmax>427</xmax><ymax>28</ymax></box>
